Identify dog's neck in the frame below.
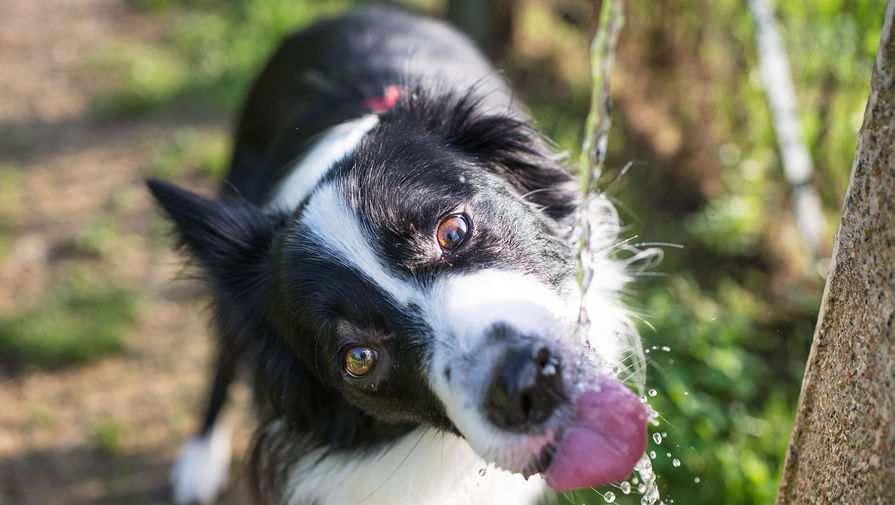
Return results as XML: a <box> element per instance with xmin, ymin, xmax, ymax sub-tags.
<box><xmin>254</xmin><ymin>421</ymin><xmax>548</xmax><ymax>505</ymax></box>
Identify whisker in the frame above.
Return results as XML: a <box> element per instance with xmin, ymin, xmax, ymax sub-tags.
<box><xmin>350</xmin><ymin>430</ymin><xmax>427</xmax><ymax>505</ymax></box>
<box><xmin>519</xmin><ymin>187</ymin><xmax>553</xmax><ymax>199</ymax></box>
<box><xmin>632</xmin><ymin>241</ymin><xmax>684</xmax><ymax>249</ymax></box>
<box><xmin>628</xmin><ymin>271</ymin><xmax>670</xmax><ymax>278</ymax></box>
<box><xmin>598</xmin><ymin>159</ymin><xmax>643</xmax><ymax>193</ymax></box>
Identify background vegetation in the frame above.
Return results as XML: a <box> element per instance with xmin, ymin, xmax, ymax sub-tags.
<box><xmin>0</xmin><ymin>0</ymin><xmax>884</xmax><ymax>504</ymax></box>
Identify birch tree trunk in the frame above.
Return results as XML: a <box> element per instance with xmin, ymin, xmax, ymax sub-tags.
<box><xmin>776</xmin><ymin>1</ymin><xmax>895</xmax><ymax>503</ymax></box>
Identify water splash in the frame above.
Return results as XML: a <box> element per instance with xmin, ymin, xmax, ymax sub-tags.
<box><xmin>634</xmin><ymin>454</ymin><xmax>661</xmax><ymax>505</ymax></box>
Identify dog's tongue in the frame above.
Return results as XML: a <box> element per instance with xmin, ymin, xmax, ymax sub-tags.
<box><xmin>545</xmin><ymin>379</ymin><xmax>648</xmax><ymax>491</ymax></box>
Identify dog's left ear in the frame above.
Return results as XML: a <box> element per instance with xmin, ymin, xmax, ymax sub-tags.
<box><xmin>447</xmin><ymin>112</ymin><xmax>578</xmax><ymax>221</ymax></box>
<box><xmin>146</xmin><ymin>179</ymin><xmax>285</xmax><ymax>295</ymax></box>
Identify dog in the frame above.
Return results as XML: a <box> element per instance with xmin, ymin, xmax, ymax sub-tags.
<box><xmin>148</xmin><ymin>7</ymin><xmax>649</xmax><ymax>505</ymax></box>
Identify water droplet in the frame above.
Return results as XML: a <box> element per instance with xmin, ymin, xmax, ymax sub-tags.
<box><xmin>666</xmin><ymin>452</ymin><xmax>671</xmax><ymax>458</ymax></box>
<box><xmin>620</xmin><ymin>481</ymin><xmax>632</xmax><ymax>494</ymax></box>
<box><xmin>638</xmin><ymin>483</ymin><xmax>647</xmax><ymax>493</ymax></box>
<box><xmin>672</xmin><ymin>458</ymin><xmax>681</xmax><ymax>467</ymax></box>
<box><xmin>683</xmin><ymin>391</ymin><xmax>689</xmax><ymax>396</ymax></box>
<box><xmin>639</xmin><ymin>396</ymin><xmax>648</xmax><ymax>403</ymax></box>
<box><xmin>649</xmin><ymin>450</ymin><xmax>656</xmax><ymax>459</ymax></box>
<box><xmin>652</xmin><ymin>433</ymin><xmax>662</xmax><ymax>444</ymax></box>
<box><xmin>694</xmin><ymin>477</ymin><xmax>700</xmax><ymax>483</ymax></box>
<box><xmin>644</xmin><ymin>349</ymin><xmax>650</xmax><ymax>354</ymax></box>
<box><xmin>604</xmin><ymin>491</ymin><xmax>616</xmax><ymax>503</ymax></box>
<box><xmin>642</xmin><ymin>487</ymin><xmax>660</xmax><ymax>505</ymax></box>
<box><xmin>648</xmin><ymin>389</ymin><xmax>658</xmax><ymax>397</ymax></box>
<box><xmin>662</xmin><ymin>432</ymin><xmax>667</xmax><ymax>437</ymax></box>
<box><xmin>632</xmin><ymin>477</ymin><xmax>639</xmax><ymax>484</ymax></box>
<box><xmin>661</xmin><ymin>346</ymin><xmax>671</xmax><ymax>352</ymax></box>
<box><xmin>478</xmin><ymin>468</ymin><xmax>486</xmax><ymax>476</ymax></box>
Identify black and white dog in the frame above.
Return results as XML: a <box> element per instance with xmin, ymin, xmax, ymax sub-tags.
<box><xmin>149</xmin><ymin>7</ymin><xmax>648</xmax><ymax>505</ymax></box>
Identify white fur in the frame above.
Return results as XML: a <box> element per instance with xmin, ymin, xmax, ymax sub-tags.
<box><xmin>266</xmin><ymin>115</ymin><xmax>380</xmax><ymax>211</ymax></box>
<box><xmin>282</xmin><ymin>426</ymin><xmax>548</xmax><ymax>505</ymax></box>
<box><xmin>170</xmin><ymin>423</ymin><xmax>232</xmax><ymax>505</ymax></box>
<box><xmin>301</xmin><ymin>183</ymin><xmax>419</xmax><ymax>305</ymax></box>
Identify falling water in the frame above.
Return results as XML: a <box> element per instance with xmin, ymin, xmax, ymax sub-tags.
<box><xmin>573</xmin><ymin>1</ymin><xmax>685</xmax><ymax>504</ymax></box>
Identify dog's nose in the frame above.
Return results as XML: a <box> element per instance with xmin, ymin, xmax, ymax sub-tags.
<box><xmin>486</xmin><ymin>345</ymin><xmax>563</xmax><ymax>431</ymax></box>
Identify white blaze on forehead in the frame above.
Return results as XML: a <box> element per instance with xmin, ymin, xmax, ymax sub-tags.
<box><xmin>430</xmin><ymin>269</ymin><xmax>573</xmax><ymax>351</ymax></box>
<box><xmin>301</xmin><ymin>183</ymin><xmax>417</xmax><ymax>306</ymax></box>
<box><xmin>266</xmin><ymin>114</ymin><xmax>380</xmax><ymax>211</ymax></box>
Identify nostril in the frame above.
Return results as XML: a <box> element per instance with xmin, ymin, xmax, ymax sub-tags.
<box><xmin>536</xmin><ymin>347</ymin><xmax>560</xmax><ymax>378</ymax></box>
<box><xmin>485</xmin><ymin>345</ymin><xmax>564</xmax><ymax>432</ymax></box>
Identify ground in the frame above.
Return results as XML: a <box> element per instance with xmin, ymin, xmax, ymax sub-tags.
<box><xmin>0</xmin><ymin>1</ymin><xmax>252</xmax><ymax>503</ymax></box>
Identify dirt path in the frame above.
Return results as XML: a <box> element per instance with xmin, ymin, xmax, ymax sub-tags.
<box><xmin>0</xmin><ymin>1</ymin><xmax>252</xmax><ymax>503</ymax></box>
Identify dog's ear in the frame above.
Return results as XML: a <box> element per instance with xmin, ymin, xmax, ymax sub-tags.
<box><xmin>146</xmin><ymin>179</ymin><xmax>285</xmax><ymax>294</ymax></box>
<box><xmin>445</xmin><ymin>103</ymin><xmax>578</xmax><ymax>222</ymax></box>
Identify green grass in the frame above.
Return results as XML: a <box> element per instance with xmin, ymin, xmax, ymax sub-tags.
<box><xmin>91</xmin><ymin>417</ymin><xmax>129</xmax><ymax>454</ymax></box>
<box><xmin>0</xmin><ymin>164</ymin><xmax>21</xmax><ymax>258</ymax></box>
<box><xmin>146</xmin><ymin>127</ymin><xmax>229</xmax><ymax>180</ymax></box>
<box><xmin>0</xmin><ymin>284</ymin><xmax>138</xmax><ymax>369</ymax></box>
<box><xmin>73</xmin><ymin>215</ymin><xmax>120</xmax><ymax>257</ymax></box>
<box><xmin>88</xmin><ymin>0</ymin><xmax>350</xmax><ymax>119</ymax></box>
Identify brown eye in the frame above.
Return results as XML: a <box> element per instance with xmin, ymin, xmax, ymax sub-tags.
<box><xmin>344</xmin><ymin>347</ymin><xmax>378</xmax><ymax>377</ymax></box>
<box><xmin>436</xmin><ymin>215</ymin><xmax>469</xmax><ymax>251</ymax></box>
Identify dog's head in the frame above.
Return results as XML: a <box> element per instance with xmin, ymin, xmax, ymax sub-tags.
<box><xmin>149</xmin><ymin>93</ymin><xmax>647</xmax><ymax>491</ymax></box>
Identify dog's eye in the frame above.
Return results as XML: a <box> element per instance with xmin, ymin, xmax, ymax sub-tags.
<box><xmin>436</xmin><ymin>215</ymin><xmax>469</xmax><ymax>251</ymax></box>
<box><xmin>344</xmin><ymin>347</ymin><xmax>378</xmax><ymax>377</ymax></box>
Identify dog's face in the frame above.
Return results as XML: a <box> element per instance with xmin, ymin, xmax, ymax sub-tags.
<box><xmin>149</xmin><ymin>95</ymin><xmax>647</xmax><ymax>491</ymax></box>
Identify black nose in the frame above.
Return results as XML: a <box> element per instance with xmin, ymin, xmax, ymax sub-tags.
<box><xmin>486</xmin><ymin>346</ymin><xmax>564</xmax><ymax>431</ymax></box>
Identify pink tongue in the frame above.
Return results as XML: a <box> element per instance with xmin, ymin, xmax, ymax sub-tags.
<box><xmin>545</xmin><ymin>379</ymin><xmax>648</xmax><ymax>491</ymax></box>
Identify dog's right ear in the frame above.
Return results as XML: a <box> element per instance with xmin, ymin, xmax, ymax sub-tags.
<box><xmin>146</xmin><ymin>179</ymin><xmax>286</xmax><ymax>294</ymax></box>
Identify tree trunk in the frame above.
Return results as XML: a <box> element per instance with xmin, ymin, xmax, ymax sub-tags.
<box><xmin>776</xmin><ymin>1</ymin><xmax>895</xmax><ymax>503</ymax></box>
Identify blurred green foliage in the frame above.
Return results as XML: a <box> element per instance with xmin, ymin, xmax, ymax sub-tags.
<box><xmin>88</xmin><ymin>0</ymin><xmax>350</xmax><ymax>118</ymax></box>
<box><xmin>91</xmin><ymin>417</ymin><xmax>130</xmax><ymax>454</ymax></box>
<box><xmin>0</xmin><ymin>280</ymin><xmax>138</xmax><ymax>368</ymax></box>
<box><xmin>73</xmin><ymin>215</ymin><xmax>121</xmax><ymax>257</ymax></box>
<box><xmin>83</xmin><ymin>0</ymin><xmax>884</xmax><ymax>503</ymax></box>
<box><xmin>146</xmin><ymin>127</ymin><xmax>230</xmax><ymax>180</ymax></box>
